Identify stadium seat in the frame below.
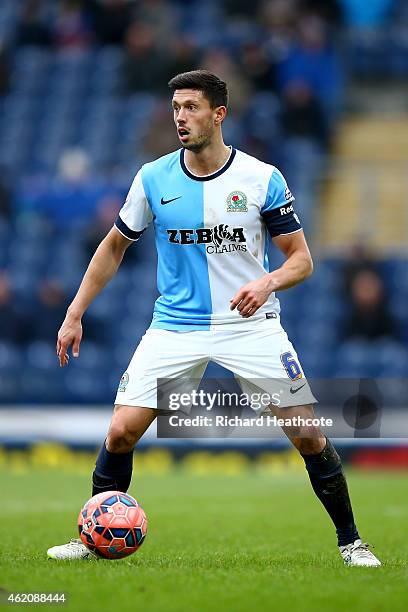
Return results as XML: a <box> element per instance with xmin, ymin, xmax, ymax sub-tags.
<box><xmin>74</xmin><ymin>341</ymin><xmax>110</xmax><ymax>370</ymax></box>
<box><xmin>0</xmin><ymin>342</ymin><xmax>24</xmax><ymax>369</ymax></box>
<box><xmin>334</xmin><ymin>340</ymin><xmax>379</xmax><ymax>377</ymax></box>
<box><xmin>373</xmin><ymin>339</ymin><xmax>408</xmax><ymax>376</ymax></box>
<box><xmin>0</xmin><ymin>370</ymin><xmax>20</xmax><ymax>402</ymax></box>
<box><xmin>245</xmin><ymin>92</ymin><xmax>281</xmax><ymax>142</ymax></box>
<box><xmin>63</xmin><ymin>366</ymin><xmax>114</xmax><ymax>403</ymax></box>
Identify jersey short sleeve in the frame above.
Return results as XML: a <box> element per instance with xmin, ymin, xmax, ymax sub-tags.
<box><xmin>114</xmin><ymin>169</ymin><xmax>153</xmax><ymax>241</ymax></box>
<box><xmin>260</xmin><ymin>167</ymin><xmax>302</xmax><ymax>237</ymax></box>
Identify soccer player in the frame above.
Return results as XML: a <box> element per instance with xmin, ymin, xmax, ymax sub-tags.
<box><xmin>47</xmin><ymin>71</ymin><xmax>380</xmax><ymax>566</ymax></box>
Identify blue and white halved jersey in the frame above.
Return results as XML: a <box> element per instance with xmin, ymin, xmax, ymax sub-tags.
<box><xmin>115</xmin><ymin>147</ymin><xmax>302</xmax><ymax>330</ymax></box>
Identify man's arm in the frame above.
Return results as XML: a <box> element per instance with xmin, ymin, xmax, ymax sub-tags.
<box><xmin>267</xmin><ymin>230</ymin><xmax>314</xmax><ymax>290</ymax></box>
<box><xmin>230</xmin><ymin>231</ymin><xmax>313</xmax><ymax>318</ymax></box>
<box><xmin>57</xmin><ymin>227</ymin><xmax>133</xmax><ymax>367</ymax></box>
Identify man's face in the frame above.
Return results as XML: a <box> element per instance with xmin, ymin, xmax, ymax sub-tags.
<box><xmin>172</xmin><ymin>89</ymin><xmax>220</xmax><ymax>152</ymax></box>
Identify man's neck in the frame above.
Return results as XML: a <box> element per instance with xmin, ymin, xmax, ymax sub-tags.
<box><xmin>184</xmin><ymin>140</ymin><xmax>231</xmax><ymax>177</ymax></box>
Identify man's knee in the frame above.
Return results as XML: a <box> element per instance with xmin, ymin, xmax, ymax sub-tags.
<box><xmin>293</xmin><ymin>436</ymin><xmax>326</xmax><ymax>456</ymax></box>
<box><xmin>106</xmin><ymin>405</ymin><xmax>156</xmax><ymax>452</ymax></box>
<box><xmin>106</xmin><ymin>423</ymin><xmax>136</xmax><ymax>453</ymax></box>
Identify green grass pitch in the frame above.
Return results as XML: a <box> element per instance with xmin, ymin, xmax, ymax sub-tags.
<box><xmin>1</xmin><ymin>467</ymin><xmax>407</xmax><ymax>611</ymax></box>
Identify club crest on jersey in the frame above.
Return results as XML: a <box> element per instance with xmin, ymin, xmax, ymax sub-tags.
<box><xmin>167</xmin><ymin>224</ymin><xmax>247</xmax><ymax>254</ymax></box>
<box><xmin>118</xmin><ymin>372</ymin><xmax>129</xmax><ymax>392</ymax></box>
<box><xmin>226</xmin><ymin>191</ymin><xmax>248</xmax><ymax>212</ymax></box>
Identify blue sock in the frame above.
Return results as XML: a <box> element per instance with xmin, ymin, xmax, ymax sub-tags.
<box><xmin>302</xmin><ymin>439</ymin><xmax>360</xmax><ymax>547</ymax></box>
<box><xmin>92</xmin><ymin>441</ymin><xmax>133</xmax><ymax>495</ymax></box>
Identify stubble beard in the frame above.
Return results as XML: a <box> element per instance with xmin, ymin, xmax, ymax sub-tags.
<box><xmin>182</xmin><ymin>134</ymin><xmax>211</xmax><ymax>153</ymax></box>
<box><xmin>180</xmin><ymin>122</ymin><xmax>214</xmax><ymax>153</ymax></box>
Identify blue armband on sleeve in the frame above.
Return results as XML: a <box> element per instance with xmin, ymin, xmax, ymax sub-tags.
<box><xmin>261</xmin><ymin>169</ymin><xmax>302</xmax><ymax>237</ymax></box>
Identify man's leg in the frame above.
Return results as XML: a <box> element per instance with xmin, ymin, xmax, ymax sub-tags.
<box><xmin>270</xmin><ymin>403</ymin><xmax>381</xmax><ymax>566</ymax></box>
<box><xmin>271</xmin><ymin>403</ymin><xmax>359</xmax><ymax>545</ymax></box>
<box><xmin>47</xmin><ymin>405</ymin><xmax>156</xmax><ymax>560</ymax></box>
<box><xmin>92</xmin><ymin>405</ymin><xmax>156</xmax><ymax>495</ymax></box>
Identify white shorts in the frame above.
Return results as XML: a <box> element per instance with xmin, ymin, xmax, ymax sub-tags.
<box><xmin>114</xmin><ymin>317</ymin><xmax>316</xmax><ymax>412</ymax></box>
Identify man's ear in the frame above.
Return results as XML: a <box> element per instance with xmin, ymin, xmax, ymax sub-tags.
<box><xmin>214</xmin><ymin>106</ymin><xmax>227</xmax><ymax>125</ymax></box>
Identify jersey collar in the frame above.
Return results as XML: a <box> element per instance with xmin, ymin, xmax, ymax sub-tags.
<box><xmin>180</xmin><ymin>146</ymin><xmax>236</xmax><ymax>181</ymax></box>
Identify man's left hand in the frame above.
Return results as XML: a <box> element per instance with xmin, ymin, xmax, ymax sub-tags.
<box><xmin>230</xmin><ymin>276</ymin><xmax>272</xmax><ymax>318</ymax></box>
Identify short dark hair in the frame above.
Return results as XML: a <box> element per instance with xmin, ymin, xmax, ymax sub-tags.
<box><xmin>168</xmin><ymin>70</ymin><xmax>228</xmax><ymax>109</ymax></box>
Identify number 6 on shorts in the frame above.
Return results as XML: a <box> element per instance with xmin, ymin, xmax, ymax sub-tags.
<box><xmin>280</xmin><ymin>351</ymin><xmax>303</xmax><ymax>381</ymax></box>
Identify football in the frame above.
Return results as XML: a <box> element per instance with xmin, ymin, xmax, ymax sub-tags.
<box><xmin>78</xmin><ymin>491</ymin><xmax>147</xmax><ymax>559</ymax></box>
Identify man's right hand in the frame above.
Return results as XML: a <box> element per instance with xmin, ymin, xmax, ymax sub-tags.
<box><xmin>56</xmin><ymin>313</ymin><xmax>83</xmax><ymax>368</ymax></box>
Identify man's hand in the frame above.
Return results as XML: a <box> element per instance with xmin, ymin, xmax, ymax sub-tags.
<box><xmin>230</xmin><ymin>232</ymin><xmax>313</xmax><ymax>318</ymax></box>
<box><xmin>230</xmin><ymin>276</ymin><xmax>272</xmax><ymax>318</ymax></box>
<box><xmin>56</xmin><ymin>312</ymin><xmax>83</xmax><ymax>367</ymax></box>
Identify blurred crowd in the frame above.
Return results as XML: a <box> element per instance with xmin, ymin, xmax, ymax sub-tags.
<box><xmin>0</xmin><ymin>0</ymin><xmax>407</xmax><ymax>402</ymax></box>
